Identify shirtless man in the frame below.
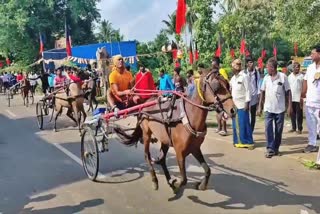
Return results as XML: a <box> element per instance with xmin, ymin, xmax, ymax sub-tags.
<box><xmin>107</xmin><ymin>55</ymin><xmax>134</xmax><ymax>112</ymax></box>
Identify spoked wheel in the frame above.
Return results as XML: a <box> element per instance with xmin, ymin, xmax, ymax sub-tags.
<box><xmin>81</xmin><ymin>125</ymin><xmax>99</xmax><ymax>181</ymax></box>
<box><xmin>36</xmin><ymin>102</ymin><xmax>44</xmax><ymax>129</ymax></box>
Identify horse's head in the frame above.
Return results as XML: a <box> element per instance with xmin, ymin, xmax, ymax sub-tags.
<box><xmin>198</xmin><ymin>69</ymin><xmax>236</xmax><ymax>119</ymax></box>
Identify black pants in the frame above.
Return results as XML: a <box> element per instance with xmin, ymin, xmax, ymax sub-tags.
<box><xmin>291</xmin><ymin>102</ymin><xmax>303</xmax><ymax>131</ymax></box>
<box><xmin>250</xmin><ymin>104</ymin><xmax>257</xmax><ymax>132</ymax></box>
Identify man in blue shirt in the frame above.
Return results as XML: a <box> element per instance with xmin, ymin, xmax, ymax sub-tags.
<box><xmin>159</xmin><ymin>69</ymin><xmax>174</xmax><ymax>93</ymax></box>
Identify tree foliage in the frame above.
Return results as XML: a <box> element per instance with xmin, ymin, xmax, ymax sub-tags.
<box><xmin>0</xmin><ymin>0</ymin><xmax>100</xmax><ymax>65</ymax></box>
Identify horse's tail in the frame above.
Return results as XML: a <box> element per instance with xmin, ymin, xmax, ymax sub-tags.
<box><xmin>113</xmin><ymin>125</ymin><xmax>142</xmax><ymax>147</ymax></box>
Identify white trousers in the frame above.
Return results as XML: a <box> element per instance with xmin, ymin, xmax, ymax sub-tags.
<box><xmin>306</xmin><ymin>106</ymin><xmax>320</xmax><ymax>146</ymax></box>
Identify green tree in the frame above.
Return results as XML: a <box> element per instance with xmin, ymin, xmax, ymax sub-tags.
<box><xmin>0</xmin><ymin>0</ymin><xmax>100</xmax><ymax>65</ymax></box>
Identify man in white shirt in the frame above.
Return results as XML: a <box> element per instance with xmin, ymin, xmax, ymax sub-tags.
<box><xmin>288</xmin><ymin>62</ymin><xmax>304</xmax><ymax>134</ymax></box>
<box><xmin>28</xmin><ymin>71</ymin><xmax>38</xmax><ymax>94</ymax></box>
<box><xmin>243</xmin><ymin>57</ymin><xmax>260</xmax><ymax>133</ymax></box>
<box><xmin>258</xmin><ymin>57</ymin><xmax>292</xmax><ymax>158</ymax></box>
<box><xmin>230</xmin><ymin>59</ymin><xmax>254</xmax><ymax>149</ymax></box>
<box><xmin>301</xmin><ymin>45</ymin><xmax>320</xmax><ymax>153</ymax></box>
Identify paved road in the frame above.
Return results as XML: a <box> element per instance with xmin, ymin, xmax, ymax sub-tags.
<box><xmin>0</xmin><ymin>94</ymin><xmax>319</xmax><ymax>214</ymax></box>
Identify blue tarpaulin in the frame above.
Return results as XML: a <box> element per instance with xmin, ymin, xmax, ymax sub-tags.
<box><xmin>42</xmin><ymin>41</ymin><xmax>137</xmax><ymax>70</ymax></box>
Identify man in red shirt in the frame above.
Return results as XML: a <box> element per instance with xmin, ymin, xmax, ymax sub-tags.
<box><xmin>134</xmin><ymin>65</ymin><xmax>156</xmax><ymax>103</ymax></box>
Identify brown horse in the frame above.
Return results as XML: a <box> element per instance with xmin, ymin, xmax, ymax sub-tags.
<box><xmin>82</xmin><ymin>78</ymin><xmax>98</xmax><ymax>112</ymax></box>
<box><xmin>20</xmin><ymin>79</ymin><xmax>32</xmax><ymax>107</ymax></box>
<box><xmin>116</xmin><ymin>70</ymin><xmax>236</xmax><ymax>193</ymax></box>
<box><xmin>53</xmin><ymin>82</ymin><xmax>87</xmax><ymax>133</ymax></box>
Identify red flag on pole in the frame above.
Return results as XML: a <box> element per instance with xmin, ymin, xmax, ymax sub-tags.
<box><xmin>6</xmin><ymin>58</ymin><xmax>10</xmax><ymax>66</ymax></box>
<box><xmin>230</xmin><ymin>48</ymin><xmax>235</xmax><ymax>59</ymax></box>
<box><xmin>240</xmin><ymin>39</ymin><xmax>246</xmax><ymax>55</ymax></box>
<box><xmin>194</xmin><ymin>42</ymin><xmax>199</xmax><ymax>61</ymax></box>
<box><xmin>273</xmin><ymin>44</ymin><xmax>277</xmax><ymax>58</ymax></box>
<box><xmin>245</xmin><ymin>49</ymin><xmax>251</xmax><ymax>57</ymax></box>
<box><xmin>172</xmin><ymin>49</ymin><xmax>178</xmax><ymax>60</ymax></box>
<box><xmin>215</xmin><ymin>44</ymin><xmax>222</xmax><ymax>57</ymax></box>
<box><xmin>39</xmin><ymin>33</ymin><xmax>44</xmax><ymax>54</ymax></box>
<box><xmin>65</xmin><ymin>18</ymin><xmax>72</xmax><ymax>56</ymax></box>
<box><xmin>294</xmin><ymin>42</ymin><xmax>298</xmax><ymax>56</ymax></box>
<box><xmin>257</xmin><ymin>57</ymin><xmax>263</xmax><ymax>69</ymax></box>
<box><xmin>176</xmin><ymin>0</ymin><xmax>187</xmax><ymax>35</ymax></box>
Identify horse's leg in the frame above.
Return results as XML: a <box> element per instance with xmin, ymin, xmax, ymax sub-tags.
<box><xmin>154</xmin><ymin>143</ymin><xmax>172</xmax><ymax>187</ymax></box>
<box><xmin>93</xmin><ymin>96</ymin><xmax>98</xmax><ymax>110</ymax></box>
<box><xmin>80</xmin><ymin>106</ymin><xmax>87</xmax><ymax>123</ymax></box>
<box><xmin>172</xmin><ymin>148</ymin><xmax>187</xmax><ymax>192</ymax></box>
<box><xmin>72</xmin><ymin>101</ymin><xmax>81</xmax><ymax>133</ymax></box>
<box><xmin>54</xmin><ymin>106</ymin><xmax>62</xmax><ymax>132</ymax></box>
<box><xmin>143</xmin><ymin>132</ymin><xmax>159</xmax><ymax>190</ymax></box>
<box><xmin>87</xmin><ymin>95</ymin><xmax>92</xmax><ymax>112</ymax></box>
<box><xmin>66</xmin><ymin>108</ymin><xmax>77</xmax><ymax>124</ymax></box>
<box><xmin>192</xmin><ymin>148</ymin><xmax>211</xmax><ymax>191</ymax></box>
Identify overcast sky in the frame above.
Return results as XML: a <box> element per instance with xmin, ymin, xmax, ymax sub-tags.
<box><xmin>97</xmin><ymin>0</ymin><xmax>177</xmax><ymax>42</ymax></box>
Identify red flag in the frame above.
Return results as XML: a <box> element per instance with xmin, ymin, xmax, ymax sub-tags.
<box><xmin>6</xmin><ymin>58</ymin><xmax>10</xmax><ymax>66</ymax></box>
<box><xmin>258</xmin><ymin>57</ymin><xmax>263</xmax><ymax>69</ymax></box>
<box><xmin>261</xmin><ymin>49</ymin><xmax>267</xmax><ymax>59</ymax></box>
<box><xmin>230</xmin><ymin>48</ymin><xmax>235</xmax><ymax>59</ymax></box>
<box><xmin>39</xmin><ymin>33</ymin><xmax>44</xmax><ymax>53</ymax></box>
<box><xmin>172</xmin><ymin>49</ymin><xmax>178</xmax><ymax>60</ymax></box>
<box><xmin>65</xmin><ymin>18</ymin><xmax>72</xmax><ymax>56</ymax></box>
<box><xmin>0</xmin><ymin>61</ymin><xmax>3</xmax><ymax>68</ymax></box>
<box><xmin>215</xmin><ymin>44</ymin><xmax>222</xmax><ymax>57</ymax></box>
<box><xmin>294</xmin><ymin>42</ymin><xmax>298</xmax><ymax>56</ymax></box>
<box><xmin>195</xmin><ymin>50</ymin><xmax>199</xmax><ymax>61</ymax></box>
<box><xmin>273</xmin><ymin>45</ymin><xmax>277</xmax><ymax>58</ymax></box>
<box><xmin>245</xmin><ymin>49</ymin><xmax>251</xmax><ymax>57</ymax></box>
<box><xmin>195</xmin><ymin>43</ymin><xmax>199</xmax><ymax>61</ymax></box>
<box><xmin>176</xmin><ymin>0</ymin><xmax>187</xmax><ymax>35</ymax></box>
<box><xmin>240</xmin><ymin>39</ymin><xmax>246</xmax><ymax>55</ymax></box>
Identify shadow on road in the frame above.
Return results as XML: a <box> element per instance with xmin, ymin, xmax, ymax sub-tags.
<box><xmin>1</xmin><ymin>113</ymin><xmax>319</xmax><ymax>213</ymax></box>
<box><xmin>22</xmin><ymin>198</ymin><xmax>104</xmax><ymax>214</ymax></box>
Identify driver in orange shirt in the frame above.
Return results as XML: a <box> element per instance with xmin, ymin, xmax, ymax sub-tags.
<box><xmin>107</xmin><ymin>55</ymin><xmax>136</xmax><ymax>112</ymax></box>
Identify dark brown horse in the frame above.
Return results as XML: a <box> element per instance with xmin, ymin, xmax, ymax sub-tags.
<box><xmin>20</xmin><ymin>79</ymin><xmax>32</xmax><ymax>107</ymax></box>
<box><xmin>116</xmin><ymin>70</ymin><xmax>236</xmax><ymax>193</ymax></box>
<box><xmin>82</xmin><ymin>78</ymin><xmax>98</xmax><ymax>112</ymax></box>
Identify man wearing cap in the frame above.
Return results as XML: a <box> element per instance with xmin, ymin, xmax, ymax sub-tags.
<box><xmin>242</xmin><ymin>57</ymin><xmax>260</xmax><ymax>133</ymax></box>
<box><xmin>230</xmin><ymin>59</ymin><xmax>254</xmax><ymax>149</ymax></box>
<box><xmin>107</xmin><ymin>55</ymin><xmax>134</xmax><ymax>112</ymax></box>
<box><xmin>258</xmin><ymin>57</ymin><xmax>292</xmax><ymax>158</ymax></box>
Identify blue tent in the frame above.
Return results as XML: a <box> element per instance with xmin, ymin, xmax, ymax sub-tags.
<box><xmin>42</xmin><ymin>41</ymin><xmax>137</xmax><ymax>70</ymax></box>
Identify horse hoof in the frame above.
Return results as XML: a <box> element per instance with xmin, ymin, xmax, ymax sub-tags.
<box><xmin>54</xmin><ymin>129</ymin><xmax>58</xmax><ymax>132</ymax></box>
<box><xmin>195</xmin><ymin>180</ymin><xmax>207</xmax><ymax>191</ymax></box>
<box><xmin>152</xmin><ymin>182</ymin><xmax>159</xmax><ymax>191</ymax></box>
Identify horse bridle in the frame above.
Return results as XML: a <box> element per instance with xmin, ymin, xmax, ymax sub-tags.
<box><xmin>201</xmin><ymin>71</ymin><xmax>232</xmax><ymax>113</ymax></box>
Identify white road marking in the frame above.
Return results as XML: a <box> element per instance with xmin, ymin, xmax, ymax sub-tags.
<box><xmin>53</xmin><ymin>143</ymin><xmax>82</xmax><ymax>166</ymax></box>
<box><xmin>5</xmin><ymin>109</ymin><xmax>17</xmax><ymax>118</ymax></box>
<box><xmin>52</xmin><ymin>143</ymin><xmax>109</xmax><ymax>179</ymax></box>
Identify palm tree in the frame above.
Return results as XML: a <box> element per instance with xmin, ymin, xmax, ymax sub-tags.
<box><xmin>97</xmin><ymin>19</ymin><xmax>114</xmax><ymax>42</ymax></box>
<box><xmin>162</xmin><ymin>13</ymin><xmax>176</xmax><ymax>36</ymax></box>
<box><xmin>112</xmin><ymin>29</ymin><xmax>124</xmax><ymax>42</ymax></box>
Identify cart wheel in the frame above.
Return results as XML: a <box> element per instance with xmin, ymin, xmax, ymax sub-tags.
<box><xmin>44</xmin><ymin>104</ymin><xmax>49</xmax><ymax>116</ymax></box>
<box><xmin>7</xmin><ymin>91</ymin><xmax>11</xmax><ymax>107</ymax></box>
<box><xmin>36</xmin><ymin>102</ymin><xmax>43</xmax><ymax>130</ymax></box>
<box><xmin>81</xmin><ymin>126</ymin><xmax>99</xmax><ymax>181</ymax></box>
